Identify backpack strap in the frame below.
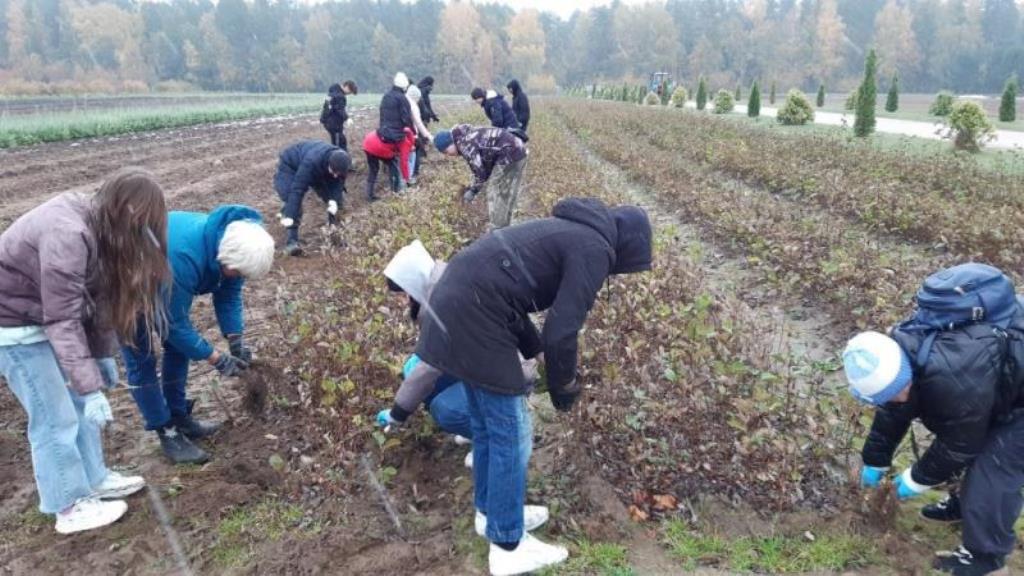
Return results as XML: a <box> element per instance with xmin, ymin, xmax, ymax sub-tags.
<box><xmin>916</xmin><ymin>332</ymin><xmax>938</xmax><ymax>367</ymax></box>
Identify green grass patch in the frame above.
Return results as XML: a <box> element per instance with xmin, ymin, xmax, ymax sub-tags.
<box><xmin>0</xmin><ymin>93</ymin><xmax>378</xmax><ymax>148</ymax></box>
<box><xmin>663</xmin><ymin>520</ymin><xmax>878</xmax><ymax>573</ymax></box>
<box><xmin>542</xmin><ymin>541</ymin><xmax>635</xmax><ymax>575</ymax></box>
<box><xmin>209</xmin><ymin>499</ymin><xmax>313</xmax><ymax>568</ymax></box>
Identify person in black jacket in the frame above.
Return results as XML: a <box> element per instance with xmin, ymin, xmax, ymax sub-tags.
<box><xmin>273</xmin><ymin>140</ymin><xmax>350</xmax><ymax>256</ymax></box>
<box><xmin>414</xmin><ymin>197</ymin><xmax>652</xmax><ymax>575</ymax></box>
<box><xmin>506</xmin><ymin>80</ymin><xmax>530</xmax><ymax>133</ymax></box>
<box><xmin>843</xmin><ymin>322</ymin><xmax>1023</xmax><ymax>575</ymax></box>
<box><xmin>418</xmin><ymin>76</ymin><xmax>441</xmax><ymax>126</ymax></box>
<box><xmin>378</xmin><ymin>72</ymin><xmax>414</xmax><ymax>144</ymax></box>
<box><xmin>471</xmin><ymin>87</ymin><xmax>520</xmax><ymax>130</ymax></box>
<box><xmin>319</xmin><ymin>80</ymin><xmax>357</xmax><ymax>149</ymax></box>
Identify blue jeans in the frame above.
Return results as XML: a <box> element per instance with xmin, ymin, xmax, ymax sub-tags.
<box><xmin>0</xmin><ymin>342</ymin><xmax>108</xmax><ymax>513</ymax></box>
<box><xmin>428</xmin><ymin>382</ymin><xmax>472</xmax><ymax>439</ymax></box>
<box><xmin>408</xmin><ymin>150</ymin><xmax>417</xmax><ymax>180</ymax></box>
<box><xmin>121</xmin><ymin>322</ymin><xmax>191</xmax><ymax>430</ymax></box>
<box><xmin>465</xmin><ymin>385</ymin><xmax>533</xmax><ymax>544</ymax></box>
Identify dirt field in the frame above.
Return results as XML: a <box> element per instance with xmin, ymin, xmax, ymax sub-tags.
<box><xmin>1</xmin><ymin>100</ymin><xmax>1017</xmax><ymax>575</ymax></box>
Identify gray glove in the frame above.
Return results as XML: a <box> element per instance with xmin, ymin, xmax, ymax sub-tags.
<box><xmin>214</xmin><ymin>353</ymin><xmax>249</xmax><ymax>377</ymax></box>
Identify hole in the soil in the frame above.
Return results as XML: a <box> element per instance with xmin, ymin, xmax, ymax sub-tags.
<box><xmin>240</xmin><ymin>363</ymin><xmax>276</xmax><ymax>416</ymax></box>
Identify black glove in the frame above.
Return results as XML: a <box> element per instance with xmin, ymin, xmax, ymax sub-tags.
<box><xmin>227</xmin><ymin>334</ymin><xmax>253</xmax><ymax>364</ymax></box>
<box><xmin>550</xmin><ymin>378</ymin><xmax>580</xmax><ymax>412</ymax></box>
<box><xmin>214</xmin><ymin>353</ymin><xmax>249</xmax><ymax>377</ymax></box>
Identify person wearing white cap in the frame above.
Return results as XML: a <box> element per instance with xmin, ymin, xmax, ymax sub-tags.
<box><xmin>843</xmin><ymin>315</ymin><xmax>1024</xmax><ymax>575</ymax></box>
<box><xmin>375</xmin><ymin>72</ymin><xmax>415</xmax><ymax>188</ymax></box>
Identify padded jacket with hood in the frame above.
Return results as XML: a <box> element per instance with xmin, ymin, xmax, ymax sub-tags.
<box><xmin>0</xmin><ymin>192</ymin><xmax>119</xmax><ymax>395</ymax></box>
<box><xmin>277</xmin><ymin>140</ymin><xmax>344</xmax><ymax>222</ymax></box>
<box><xmin>378</xmin><ymin>86</ymin><xmax>414</xmax><ymax>143</ymax></box>
<box><xmin>164</xmin><ymin>205</ymin><xmax>261</xmax><ymax>361</ymax></box>
<box><xmin>481</xmin><ymin>90</ymin><xmax>520</xmax><ymax>130</ymax></box>
<box><xmin>415</xmin><ymin>198</ymin><xmax>652</xmax><ymax>400</ymax></box>
<box><xmin>507</xmin><ymin>80</ymin><xmax>530</xmax><ymax>129</ymax></box>
<box><xmin>320</xmin><ymin>83</ymin><xmax>348</xmax><ymax>132</ymax></box>
<box><xmin>417</xmin><ymin>77</ymin><xmax>440</xmax><ymax>124</ymax></box>
<box><xmin>451</xmin><ymin>124</ymin><xmax>527</xmax><ymax>195</ymax></box>
<box><xmin>861</xmin><ymin>322</ymin><xmax>1006</xmax><ymax>487</ymax></box>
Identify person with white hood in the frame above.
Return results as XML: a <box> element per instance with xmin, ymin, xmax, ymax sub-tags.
<box><xmin>376</xmin><ymin>72</ymin><xmax>415</xmax><ymax>188</ymax></box>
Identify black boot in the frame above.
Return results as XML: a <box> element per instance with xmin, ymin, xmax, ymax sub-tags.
<box><xmin>285</xmin><ymin>228</ymin><xmax>302</xmax><ymax>256</ymax></box>
<box><xmin>157</xmin><ymin>426</ymin><xmax>209</xmax><ymax>465</ymax></box>
<box><xmin>922</xmin><ymin>493</ymin><xmax>962</xmax><ymax>523</ymax></box>
<box><xmin>934</xmin><ymin>546</ymin><xmax>1005</xmax><ymax>575</ymax></box>
<box><xmin>172</xmin><ymin>413</ymin><xmax>221</xmax><ymax>440</ymax></box>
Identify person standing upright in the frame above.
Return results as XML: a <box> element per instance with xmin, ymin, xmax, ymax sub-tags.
<box><xmin>417</xmin><ymin>76</ymin><xmax>441</xmax><ymax>126</ymax></box>
<box><xmin>378</xmin><ymin>73</ymin><xmax>415</xmax><ymax>189</ymax></box>
<box><xmin>320</xmin><ymin>80</ymin><xmax>358</xmax><ymax>150</ymax></box>
<box><xmin>506</xmin><ymin>80</ymin><xmax>531</xmax><ymax>134</ymax></box>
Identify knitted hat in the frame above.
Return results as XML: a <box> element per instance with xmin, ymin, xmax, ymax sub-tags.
<box><xmin>470</xmin><ymin>87</ymin><xmax>486</xmax><ymax>100</ymax></box>
<box><xmin>434</xmin><ymin>130</ymin><xmax>454</xmax><ymax>152</ymax></box>
<box><xmin>843</xmin><ymin>331</ymin><xmax>913</xmax><ymax>405</ymax></box>
<box><xmin>328</xmin><ymin>150</ymin><xmax>350</xmax><ymax>174</ymax></box>
<box><xmin>394</xmin><ymin>72</ymin><xmax>410</xmax><ymax>90</ymax></box>
<box><xmin>383</xmin><ymin>240</ymin><xmax>434</xmax><ymax>305</ymax></box>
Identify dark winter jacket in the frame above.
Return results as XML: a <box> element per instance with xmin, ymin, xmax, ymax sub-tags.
<box><xmin>481</xmin><ymin>90</ymin><xmax>520</xmax><ymax>130</ymax></box>
<box><xmin>378</xmin><ymin>86</ymin><xmax>414</xmax><ymax>143</ymax></box>
<box><xmin>861</xmin><ymin>323</ymin><xmax>1006</xmax><ymax>487</ymax></box>
<box><xmin>417</xmin><ymin>77</ymin><xmax>440</xmax><ymax>124</ymax></box>
<box><xmin>451</xmin><ymin>124</ymin><xmax>528</xmax><ymax>195</ymax></box>
<box><xmin>415</xmin><ymin>198</ymin><xmax>653</xmax><ymax>403</ymax></box>
<box><xmin>320</xmin><ymin>83</ymin><xmax>348</xmax><ymax>132</ymax></box>
<box><xmin>0</xmin><ymin>192</ymin><xmax>119</xmax><ymax>395</ymax></box>
<box><xmin>164</xmin><ymin>206</ymin><xmax>261</xmax><ymax>361</ymax></box>
<box><xmin>277</xmin><ymin>140</ymin><xmax>345</xmax><ymax>222</ymax></box>
<box><xmin>507</xmin><ymin>80</ymin><xmax>530</xmax><ymax>130</ymax></box>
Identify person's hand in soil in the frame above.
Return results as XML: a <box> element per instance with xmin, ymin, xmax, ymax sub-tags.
<box><xmin>211</xmin><ymin>350</ymin><xmax>249</xmax><ymax>377</ymax></box>
<box><xmin>227</xmin><ymin>334</ymin><xmax>253</xmax><ymax>364</ymax></box>
<box><xmin>860</xmin><ymin>465</ymin><xmax>888</xmax><ymax>488</ymax></box>
<box><xmin>376</xmin><ymin>409</ymin><xmax>401</xmax><ymax>430</ymax></box>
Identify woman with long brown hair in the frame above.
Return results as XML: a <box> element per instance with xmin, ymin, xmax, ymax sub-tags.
<box><xmin>0</xmin><ymin>168</ymin><xmax>170</xmax><ymax>534</ymax></box>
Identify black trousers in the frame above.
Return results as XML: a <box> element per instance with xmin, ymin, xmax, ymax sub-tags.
<box><xmin>328</xmin><ymin>129</ymin><xmax>348</xmax><ymax>151</ymax></box>
<box><xmin>961</xmin><ymin>413</ymin><xmax>1024</xmax><ymax>557</ymax></box>
<box><xmin>364</xmin><ymin>153</ymin><xmax>401</xmax><ymax>199</ymax></box>
<box><xmin>413</xmin><ymin>139</ymin><xmax>426</xmax><ymax>176</ymax></box>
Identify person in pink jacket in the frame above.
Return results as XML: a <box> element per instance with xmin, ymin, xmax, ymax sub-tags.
<box><xmin>0</xmin><ymin>168</ymin><xmax>171</xmax><ymax>534</ymax></box>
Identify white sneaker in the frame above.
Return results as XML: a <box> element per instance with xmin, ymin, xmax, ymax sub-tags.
<box><xmin>92</xmin><ymin>470</ymin><xmax>146</xmax><ymax>499</ymax></box>
<box><xmin>488</xmin><ymin>532</ymin><xmax>568</xmax><ymax>576</ymax></box>
<box><xmin>464</xmin><ymin>451</ymin><xmax>474</xmax><ymax>469</ymax></box>
<box><xmin>55</xmin><ymin>497</ymin><xmax>127</xmax><ymax>535</ymax></box>
<box><xmin>327</xmin><ymin>200</ymin><xmax>339</xmax><ymax>215</ymax></box>
<box><xmin>476</xmin><ymin>505</ymin><xmax>549</xmax><ymax>537</ymax></box>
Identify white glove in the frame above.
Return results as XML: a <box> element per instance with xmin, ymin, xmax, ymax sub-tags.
<box><xmin>83</xmin><ymin>392</ymin><xmax>113</xmax><ymax>428</ymax></box>
<box><xmin>327</xmin><ymin>200</ymin><xmax>339</xmax><ymax>215</ymax></box>
<box><xmin>280</xmin><ymin>216</ymin><xmax>295</xmax><ymax>228</ymax></box>
<box><xmin>344</xmin><ymin>118</ymin><xmax>354</xmax><ymax>128</ymax></box>
<box><xmin>96</xmin><ymin>357</ymin><xmax>119</xmax><ymax>389</ymax></box>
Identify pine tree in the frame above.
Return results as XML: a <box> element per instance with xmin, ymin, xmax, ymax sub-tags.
<box><xmin>816</xmin><ymin>83</ymin><xmax>825</xmax><ymax>107</ymax></box>
<box><xmin>770</xmin><ymin>81</ymin><xmax>776</xmax><ymax>105</ymax></box>
<box><xmin>748</xmin><ymin>81</ymin><xmax>761</xmax><ymax>118</ymax></box>
<box><xmin>696</xmin><ymin>76</ymin><xmax>708</xmax><ymax>111</ymax></box>
<box><xmin>886</xmin><ymin>72</ymin><xmax>899</xmax><ymax>113</ymax></box>
<box><xmin>1000</xmin><ymin>75</ymin><xmax>1018</xmax><ymax>122</ymax></box>
<box><xmin>854</xmin><ymin>49</ymin><xmax>878</xmax><ymax>137</ymax></box>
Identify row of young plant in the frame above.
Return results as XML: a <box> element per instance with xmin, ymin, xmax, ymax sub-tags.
<box><xmin>560</xmin><ymin>100</ymin><xmax>1024</xmax><ymax>276</ymax></box>
<box><xmin>522</xmin><ymin>111</ymin><xmax>858</xmax><ymax>513</ymax></box>
<box><xmin>551</xmin><ymin>100</ymin><xmax>961</xmax><ymax>331</ymax></box>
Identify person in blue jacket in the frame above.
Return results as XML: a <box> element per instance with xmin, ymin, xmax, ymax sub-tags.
<box><xmin>274</xmin><ymin>140</ymin><xmax>351</xmax><ymax>256</ymax></box>
<box><xmin>471</xmin><ymin>87</ymin><xmax>521</xmax><ymax>130</ymax></box>
<box><xmin>122</xmin><ymin>205</ymin><xmax>275</xmax><ymax>464</ymax></box>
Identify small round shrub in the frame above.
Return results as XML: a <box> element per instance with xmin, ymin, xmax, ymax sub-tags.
<box><xmin>930</xmin><ymin>91</ymin><xmax>956</xmax><ymax>116</ymax></box>
<box><xmin>713</xmin><ymin>89</ymin><xmax>735</xmax><ymax>114</ymax></box>
<box><xmin>671</xmin><ymin>86</ymin><xmax>688</xmax><ymax>108</ymax></box>
<box><xmin>776</xmin><ymin>89</ymin><xmax>815</xmax><ymax>125</ymax></box>
<box><xmin>944</xmin><ymin>101</ymin><xmax>995</xmax><ymax>152</ymax></box>
<box><xmin>644</xmin><ymin>91</ymin><xmax>661</xmax><ymax>106</ymax></box>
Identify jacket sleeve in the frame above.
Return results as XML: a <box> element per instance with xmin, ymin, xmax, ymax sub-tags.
<box><xmin>515</xmin><ymin>314</ymin><xmax>543</xmax><ymax>359</ymax></box>
<box><xmin>861</xmin><ymin>402</ymin><xmax>916</xmax><ymax>468</ymax></box>
<box><xmin>463</xmin><ymin>151</ymin><xmax>494</xmax><ymax>194</ymax></box>
<box><xmin>410</xmin><ymin>102</ymin><xmax>430</xmax><ymax>138</ymax></box>
<box><xmin>283</xmin><ymin>155</ymin><xmax>314</xmax><ymax>220</ymax></box>
<box><xmin>542</xmin><ymin>247</ymin><xmax>611</xmax><ymax>396</ymax></box>
<box><xmin>401</xmin><ymin>97</ymin><xmax>414</xmax><ymax>130</ymax></box>
<box><xmin>339</xmin><ymin>94</ymin><xmax>348</xmax><ymax>124</ymax></box>
<box><xmin>165</xmin><ymin>263</ymin><xmax>214</xmax><ymax>361</ymax></box>
<box><xmin>518</xmin><ymin>94</ymin><xmax>531</xmax><ymax>124</ymax></box>
<box><xmin>213</xmin><ymin>277</ymin><xmax>245</xmax><ymax>337</ymax></box>
<box><xmin>38</xmin><ymin>231</ymin><xmax>105</xmax><ymax>395</ymax></box>
<box><xmin>391</xmin><ymin>361</ymin><xmax>444</xmax><ymax>421</ymax></box>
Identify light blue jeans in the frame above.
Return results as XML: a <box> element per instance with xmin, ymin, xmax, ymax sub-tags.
<box><xmin>0</xmin><ymin>342</ymin><xmax>108</xmax><ymax>514</ymax></box>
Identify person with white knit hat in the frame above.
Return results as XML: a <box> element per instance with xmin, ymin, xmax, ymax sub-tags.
<box><xmin>843</xmin><ymin>271</ymin><xmax>1024</xmax><ymax>575</ymax></box>
<box><xmin>375</xmin><ymin>72</ymin><xmax>415</xmax><ymax>188</ymax></box>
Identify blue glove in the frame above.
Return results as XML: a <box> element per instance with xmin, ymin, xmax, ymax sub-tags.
<box><xmin>894</xmin><ymin>469</ymin><xmax>929</xmax><ymax>501</ymax></box>
<box><xmin>376</xmin><ymin>409</ymin><xmax>398</xmax><ymax>429</ymax></box>
<box><xmin>860</xmin><ymin>466</ymin><xmax>888</xmax><ymax>488</ymax></box>
<box><xmin>96</xmin><ymin>357</ymin><xmax>119</xmax><ymax>389</ymax></box>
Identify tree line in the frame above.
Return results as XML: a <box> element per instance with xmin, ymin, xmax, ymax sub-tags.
<box><xmin>0</xmin><ymin>0</ymin><xmax>1021</xmax><ymax>95</ymax></box>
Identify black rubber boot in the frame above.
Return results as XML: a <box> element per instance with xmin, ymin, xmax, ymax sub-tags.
<box><xmin>934</xmin><ymin>546</ymin><xmax>1005</xmax><ymax>575</ymax></box>
<box><xmin>157</xmin><ymin>426</ymin><xmax>210</xmax><ymax>465</ymax></box>
<box><xmin>172</xmin><ymin>413</ymin><xmax>221</xmax><ymax>440</ymax></box>
<box><xmin>285</xmin><ymin>228</ymin><xmax>302</xmax><ymax>256</ymax></box>
<box><xmin>922</xmin><ymin>493</ymin><xmax>962</xmax><ymax>523</ymax></box>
